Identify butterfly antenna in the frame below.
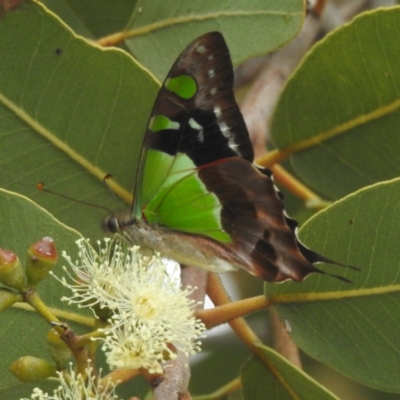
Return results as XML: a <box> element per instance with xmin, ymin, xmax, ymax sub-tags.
<box><xmin>37</xmin><ymin>182</ymin><xmax>115</xmax><ymax>216</ymax></box>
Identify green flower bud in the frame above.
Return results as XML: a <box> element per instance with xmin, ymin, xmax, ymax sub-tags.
<box><xmin>9</xmin><ymin>356</ymin><xmax>56</xmax><ymax>382</ymax></box>
<box><xmin>0</xmin><ymin>288</ymin><xmax>21</xmax><ymax>311</ymax></box>
<box><xmin>0</xmin><ymin>248</ymin><xmax>27</xmax><ymax>292</ymax></box>
<box><xmin>26</xmin><ymin>237</ymin><xmax>58</xmax><ymax>286</ymax></box>
<box><xmin>47</xmin><ymin>328</ymin><xmax>71</xmax><ymax>366</ymax></box>
<box><xmin>92</xmin><ymin>302</ymin><xmax>113</xmax><ymax>321</ymax></box>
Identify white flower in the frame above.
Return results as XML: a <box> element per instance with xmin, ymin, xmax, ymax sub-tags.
<box><xmin>52</xmin><ymin>238</ymin><xmax>125</xmax><ymax>313</ymax></box>
<box><xmin>56</xmin><ymin>238</ymin><xmax>206</xmax><ymax>374</ymax></box>
<box><xmin>102</xmin><ymin>324</ymin><xmax>166</xmax><ymax>373</ymax></box>
<box><xmin>22</xmin><ymin>365</ymin><xmax>118</xmax><ymax>400</ymax></box>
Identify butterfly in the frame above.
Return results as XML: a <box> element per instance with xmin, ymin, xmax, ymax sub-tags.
<box><xmin>106</xmin><ymin>32</ymin><xmax>356</xmax><ymax>282</ymax></box>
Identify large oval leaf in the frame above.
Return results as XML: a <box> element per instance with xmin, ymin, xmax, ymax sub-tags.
<box><xmin>40</xmin><ymin>1</ymin><xmax>305</xmax><ymax>83</ymax></box>
<box><xmin>0</xmin><ymin>189</ymin><xmax>86</xmax><ymax>399</ymax></box>
<box><xmin>0</xmin><ymin>2</ymin><xmax>159</xmax><ymax>238</ymax></box>
<box><xmin>42</xmin><ymin>0</ymin><xmax>136</xmax><ymax>38</ymax></box>
<box><xmin>241</xmin><ymin>345</ymin><xmax>338</xmax><ymax>400</ymax></box>
<box><xmin>265</xmin><ymin>178</ymin><xmax>400</xmax><ymax>392</ymax></box>
<box><xmin>271</xmin><ymin>7</ymin><xmax>400</xmax><ymax>199</ymax></box>
<box><xmin>124</xmin><ymin>0</ymin><xmax>304</xmax><ymax>80</ymax></box>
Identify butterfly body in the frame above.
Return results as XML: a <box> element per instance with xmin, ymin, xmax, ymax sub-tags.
<box><xmin>107</xmin><ymin>32</ymin><xmax>356</xmax><ymax>282</ymax></box>
<box><xmin>124</xmin><ymin>218</ymin><xmax>238</xmax><ymax>273</ymax></box>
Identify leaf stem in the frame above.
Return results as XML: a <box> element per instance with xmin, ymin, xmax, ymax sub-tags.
<box><xmin>271</xmin><ymin>164</ymin><xmax>323</xmax><ymax>205</ymax></box>
<box><xmin>12</xmin><ymin>302</ymin><xmax>95</xmax><ymax>327</ymax></box>
<box><xmin>96</xmin><ymin>10</ymin><xmax>301</xmax><ymax>47</ymax></box>
<box><xmin>206</xmin><ymin>274</ymin><xmax>262</xmax><ymax>350</ymax></box>
<box><xmin>270</xmin><ymin>308</ymin><xmax>301</xmax><ymax>368</ymax></box>
<box><xmin>101</xmin><ymin>368</ymin><xmax>140</xmax><ymax>387</ymax></box>
<box><xmin>24</xmin><ymin>289</ymin><xmax>60</xmax><ymax>325</ymax></box>
<box><xmin>206</xmin><ymin>274</ymin><xmax>301</xmax><ymax>399</ymax></box>
<box><xmin>196</xmin><ymin>295</ymin><xmax>270</xmax><ymax>329</ymax></box>
<box><xmin>193</xmin><ymin>377</ymin><xmax>241</xmax><ymax>400</ymax></box>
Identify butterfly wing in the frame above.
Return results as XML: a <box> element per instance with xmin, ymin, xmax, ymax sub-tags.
<box><xmin>144</xmin><ymin>156</ymin><xmax>353</xmax><ymax>282</ymax></box>
<box><xmin>196</xmin><ymin>158</ymin><xmax>353</xmax><ymax>281</ymax></box>
<box><xmin>133</xmin><ymin>32</ymin><xmax>253</xmax><ymax>218</ymax></box>
<box><xmin>143</xmin><ymin>164</ymin><xmax>231</xmax><ymax>244</ymax></box>
<box><xmin>127</xmin><ymin>32</ymin><xmax>356</xmax><ymax>282</ymax></box>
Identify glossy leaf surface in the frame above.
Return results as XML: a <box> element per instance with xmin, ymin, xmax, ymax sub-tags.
<box><xmin>124</xmin><ymin>0</ymin><xmax>304</xmax><ymax>80</ymax></box>
<box><xmin>0</xmin><ymin>1</ymin><xmax>159</xmax><ymax>238</ymax></box>
<box><xmin>0</xmin><ymin>189</ymin><xmax>83</xmax><ymax>398</ymax></box>
<box><xmin>41</xmin><ymin>0</ymin><xmax>304</xmax><ymax>81</ymax></box>
<box><xmin>42</xmin><ymin>0</ymin><xmax>135</xmax><ymax>37</ymax></box>
<box><xmin>271</xmin><ymin>7</ymin><xmax>400</xmax><ymax>199</ymax></box>
<box><xmin>266</xmin><ymin>178</ymin><xmax>400</xmax><ymax>392</ymax></box>
<box><xmin>241</xmin><ymin>345</ymin><xmax>338</xmax><ymax>400</ymax></box>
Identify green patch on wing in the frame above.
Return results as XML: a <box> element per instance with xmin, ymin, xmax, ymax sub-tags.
<box><xmin>165</xmin><ymin>75</ymin><xmax>197</xmax><ymax>99</ymax></box>
<box><xmin>150</xmin><ymin>115</ymin><xmax>180</xmax><ymax>132</ymax></box>
<box><xmin>144</xmin><ymin>166</ymin><xmax>232</xmax><ymax>244</ymax></box>
<box><xmin>138</xmin><ymin>150</ymin><xmax>196</xmax><ymax>211</ymax></box>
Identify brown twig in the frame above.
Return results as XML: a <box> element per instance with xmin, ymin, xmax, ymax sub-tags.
<box><xmin>151</xmin><ymin>267</ymin><xmax>208</xmax><ymax>400</ymax></box>
<box><xmin>234</xmin><ymin>54</ymin><xmax>272</xmax><ymax>89</ymax></box>
<box><xmin>206</xmin><ymin>274</ymin><xmax>302</xmax><ymax>397</ymax></box>
<box><xmin>270</xmin><ymin>164</ymin><xmax>325</xmax><ymax>207</ymax></box>
<box><xmin>196</xmin><ymin>295</ymin><xmax>270</xmax><ymax>329</ymax></box>
<box><xmin>240</xmin><ymin>14</ymin><xmax>323</xmax><ymax>159</ymax></box>
<box><xmin>206</xmin><ymin>273</ymin><xmax>263</xmax><ymax>352</ymax></box>
<box><xmin>270</xmin><ymin>308</ymin><xmax>302</xmax><ymax>368</ymax></box>
<box><xmin>311</xmin><ymin>0</ymin><xmax>326</xmax><ymax>17</ymax></box>
<box><xmin>101</xmin><ymin>368</ymin><xmax>141</xmax><ymax>387</ymax></box>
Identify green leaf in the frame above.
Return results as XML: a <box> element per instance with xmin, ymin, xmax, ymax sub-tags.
<box><xmin>40</xmin><ymin>0</ymin><xmax>305</xmax><ymax>81</ymax></box>
<box><xmin>0</xmin><ymin>1</ymin><xmax>159</xmax><ymax>238</ymax></box>
<box><xmin>271</xmin><ymin>7</ymin><xmax>400</xmax><ymax>199</ymax></box>
<box><xmin>124</xmin><ymin>0</ymin><xmax>305</xmax><ymax>80</ymax></box>
<box><xmin>0</xmin><ymin>189</ymin><xmax>85</xmax><ymax>398</ymax></box>
<box><xmin>241</xmin><ymin>345</ymin><xmax>338</xmax><ymax>400</ymax></box>
<box><xmin>266</xmin><ymin>178</ymin><xmax>400</xmax><ymax>392</ymax></box>
<box><xmin>41</xmin><ymin>0</ymin><xmax>136</xmax><ymax>38</ymax></box>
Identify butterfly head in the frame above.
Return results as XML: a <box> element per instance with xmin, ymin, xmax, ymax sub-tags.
<box><xmin>101</xmin><ymin>210</ymin><xmax>135</xmax><ymax>234</ymax></box>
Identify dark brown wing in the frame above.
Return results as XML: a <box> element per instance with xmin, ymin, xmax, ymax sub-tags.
<box><xmin>198</xmin><ymin>157</ymin><xmax>356</xmax><ymax>282</ymax></box>
<box><xmin>144</xmin><ymin>31</ymin><xmax>254</xmax><ymax>166</ymax></box>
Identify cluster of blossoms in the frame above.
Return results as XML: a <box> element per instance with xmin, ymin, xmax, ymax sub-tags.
<box><xmin>54</xmin><ymin>238</ymin><xmax>205</xmax><ymax>374</ymax></box>
<box><xmin>24</xmin><ymin>365</ymin><xmax>118</xmax><ymax>400</ymax></box>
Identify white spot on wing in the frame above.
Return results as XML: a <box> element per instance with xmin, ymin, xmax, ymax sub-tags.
<box><xmin>189</xmin><ymin>118</ymin><xmax>204</xmax><ymax>143</ymax></box>
<box><xmin>198</xmin><ymin>130</ymin><xmax>204</xmax><ymax>143</ymax></box>
<box><xmin>196</xmin><ymin>45</ymin><xmax>206</xmax><ymax>53</ymax></box>
<box><xmin>189</xmin><ymin>118</ymin><xmax>202</xmax><ymax>131</ymax></box>
<box><xmin>208</xmin><ymin>69</ymin><xmax>215</xmax><ymax>78</ymax></box>
<box><xmin>214</xmin><ymin>106</ymin><xmax>221</xmax><ymax>118</ymax></box>
<box><xmin>228</xmin><ymin>140</ymin><xmax>239</xmax><ymax>150</ymax></box>
<box><xmin>228</xmin><ymin>137</ymin><xmax>239</xmax><ymax>151</ymax></box>
<box><xmin>169</xmin><ymin>121</ymin><xmax>181</xmax><ymax>130</ymax></box>
<box><xmin>219</xmin><ymin>121</ymin><xmax>230</xmax><ymax>137</ymax></box>
<box><xmin>208</xmin><ymin>55</ymin><xmax>214</xmax><ymax>61</ymax></box>
<box><xmin>210</xmin><ymin>88</ymin><xmax>217</xmax><ymax>96</ymax></box>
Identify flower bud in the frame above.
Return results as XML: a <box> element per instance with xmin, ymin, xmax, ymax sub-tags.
<box><xmin>47</xmin><ymin>328</ymin><xmax>71</xmax><ymax>366</ymax></box>
<box><xmin>26</xmin><ymin>237</ymin><xmax>58</xmax><ymax>286</ymax></box>
<box><xmin>0</xmin><ymin>288</ymin><xmax>21</xmax><ymax>312</ymax></box>
<box><xmin>9</xmin><ymin>356</ymin><xmax>56</xmax><ymax>382</ymax></box>
<box><xmin>0</xmin><ymin>248</ymin><xmax>27</xmax><ymax>292</ymax></box>
<box><xmin>92</xmin><ymin>303</ymin><xmax>113</xmax><ymax>321</ymax></box>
